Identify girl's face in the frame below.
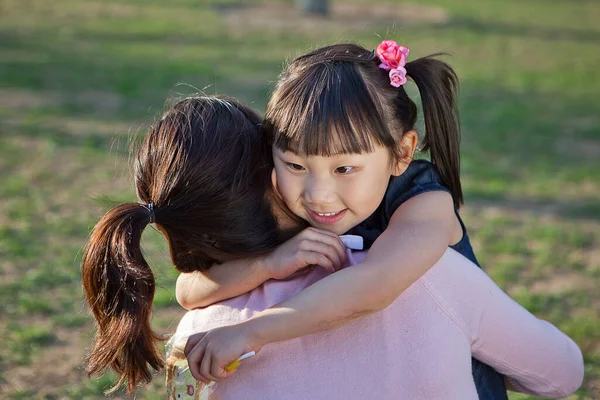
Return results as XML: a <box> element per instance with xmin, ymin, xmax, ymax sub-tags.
<box><xmin>273</xmin><ymin>144</ymin><xmax>405</xmax><ymax>235</ymax></box>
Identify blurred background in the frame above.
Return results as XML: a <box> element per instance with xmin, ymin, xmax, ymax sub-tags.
<box><xmin>1</xmin><ymin>0</ymin><xmax>599</xmax><ymax>398</ymax></box>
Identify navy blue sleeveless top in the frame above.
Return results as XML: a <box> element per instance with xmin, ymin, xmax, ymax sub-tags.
<box><xmin>347</xmin><ymin>160</ymin><xmax>479</xmax><ymax>267</ymax></box>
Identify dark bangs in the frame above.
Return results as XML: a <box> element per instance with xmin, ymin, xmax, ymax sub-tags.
<box><xmin>268</xmin><ymin>61</ymin><xmax>396</xmax><ymax>156</ymax></box>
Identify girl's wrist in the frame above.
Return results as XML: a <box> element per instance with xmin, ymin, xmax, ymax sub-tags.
<box><xmin>253</xmin><ymin>255</ymin><xmax>274</xmax><ymax>282</ymax></box>
<box><xmin>242</xmin><ymin>308</ymin><xmax>293</xmax><ymax>350</ymax></box>
<box><xmin>240</xmin><ymin>317</ymin><xmax>270</xmax><ymax>352</ymax></box>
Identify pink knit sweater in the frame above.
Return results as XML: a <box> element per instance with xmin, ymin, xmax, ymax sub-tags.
<box><xmin>176</xmin><ymin>247</ymin><xmax>583</xmax><ymax>399</ymax></box>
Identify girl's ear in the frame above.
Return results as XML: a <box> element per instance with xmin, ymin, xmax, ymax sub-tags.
<box><xmin>392</xmin><ymin>130</ymin><xmax>418</xmax><ymax>176</ymax></box>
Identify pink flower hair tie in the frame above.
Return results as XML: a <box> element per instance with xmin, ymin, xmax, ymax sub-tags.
<box><xmin>375</xmin><ymin>40</ymin><xmax>409</xmax><ymax>87</ymax></box>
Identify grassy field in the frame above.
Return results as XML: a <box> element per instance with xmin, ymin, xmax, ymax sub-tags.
<box><xmin>0</xmin><ymin>0</ymin><xmax>598</xmax><ymax>398</ymax></box>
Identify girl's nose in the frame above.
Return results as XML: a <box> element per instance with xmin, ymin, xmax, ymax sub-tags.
<box><xmin>304</xmin><ymin>178</ymin><xmax>336</xmax><ymax>205</ymax></box>
<box><xmin>305</xmin><ymin>189</ymin><xmax>336</xmax><ymax>205</ymax></box>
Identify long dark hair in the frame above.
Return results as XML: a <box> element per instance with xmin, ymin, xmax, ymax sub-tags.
<box><xmin>81</xmin><ymin>96</ymin><xmax>281</xmax><ymax>393</ymax></box>
<box><xmin>265</xmin><ymin>43</ymin><xmax>463</xmax><ymax>208</ymax></box>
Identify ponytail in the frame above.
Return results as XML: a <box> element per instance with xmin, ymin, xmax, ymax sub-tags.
<box><xmin>81</xmin><ymin>203</ymin><xmax>162</xmax><ymax>394</ymax></box>
<box><xmin>405</xmin><ymin>55</ymin><xmax>463</xmax><ymax>208</ymax></box>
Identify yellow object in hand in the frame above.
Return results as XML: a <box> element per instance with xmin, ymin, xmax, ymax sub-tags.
<box><xmin>224</xmin><ymin>351</ymin><xmax>255</xmax><ymax>372</ymax></box>
<box><xmin>224</xmin><ymin>359</ymin><xmax>241</xmax><ymax>372</ymax></box>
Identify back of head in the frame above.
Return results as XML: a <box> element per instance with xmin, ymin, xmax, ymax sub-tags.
<box><xmin>265</xmin><ymin>42</ymin><xmax>463</xmax><ymax>207</ymax></box>
<box><xmin>81</xmin><ymin>95</ymin><xmax>279</xmax><ymax>393</ymax></box>
<box><xmin>137</xmin><ymin>96</ymin><xmax>280</xmax><ymax>270</ymax></box>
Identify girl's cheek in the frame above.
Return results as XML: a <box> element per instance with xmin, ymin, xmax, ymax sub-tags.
<box><xmin>279</xmin><ymin>175</ymin><xmax>304</xmax><ymax>202</ymax></box>
<box><xmin>279</xmin><ymin>180</ymin><xmax>297</xmax><ymax>200</ymax></box>
<box><xmin>273</xmin><ymin>167</ymin><xmax>288</xmax><ymax>192</ymax></box>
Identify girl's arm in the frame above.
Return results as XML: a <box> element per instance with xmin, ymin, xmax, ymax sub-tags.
<box><xmin>247</xmin><ymin>191</ymin><xmax>455</xmax><ymax>338</ymax></box>
<box><xmin>176</xmin><ymin>257</ymin><xmax>269</xmax><ymax>309</ymax></box>
<box><xmin>176</xmin><ymin>227</ymin><xmax>348</xmax><ymax>309</ymax></box>
<box><xmin>186</xmin><ymin>190</ymin><xmax>458</xmax><ymax>381</ymax></box>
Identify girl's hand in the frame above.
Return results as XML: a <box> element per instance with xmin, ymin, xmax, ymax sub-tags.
<box><xmin>263</xmin><ymin>227</ymin><xmax>347</xmax><ymax>280</ymax></box>
<box><xmin>184</xmin><ymin>324</ymin><xmax>260</xmax><ymax>383</ymax></box>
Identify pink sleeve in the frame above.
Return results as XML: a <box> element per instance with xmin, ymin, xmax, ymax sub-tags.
<box><xmin>424</xmin><ymin>249</ymin><xmax>583</xmax><ymax>398</ymax></box>
<box><xmin>469</xmin><ymin>268</ymin><xmax>584</xmax><ymax>397</ymax></box>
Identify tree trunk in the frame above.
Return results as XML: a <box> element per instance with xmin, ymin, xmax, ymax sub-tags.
<box><xmin>296</xmin><ymin>0</ymin><xmax>329</xmax><ymax>16</ymax></box>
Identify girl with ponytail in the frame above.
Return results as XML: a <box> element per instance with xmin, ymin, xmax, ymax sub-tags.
<box><xmin>181</xmin><ymin>42</ymin><xmax>507</xmax><ymax>399</ymax></box>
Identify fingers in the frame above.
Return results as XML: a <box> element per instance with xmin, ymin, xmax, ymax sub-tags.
<box><xmin>185</xmin><ymin>332</ymin><xmax>210</xmax><ymax>383</ymax></box>
<box><xmin>184</xmin><ymin>332</ymin><xmax>206</xmax><ymax>356</ymax></box>
<box><xmin>211</xmin><ymin>359</ymin><xmax>235</xmax><ymax>382</ymax></box>
<box><xmin>187</xmin><ymin>342</ymin><xmax>209</xmax><ymax>383</ymax></box>
<box><xmin>200</xmin><ymin>349</ymin><xmax>217</xmax><ymax>382</ymax></box>
<box><xmin>297</xmin><ymin>239</ymin><xmax>343</xmax><ymax>271</ymax></box>
<box><xmin>184</xmin><ymin>329</ymin><xmax>250</xmax><ymax>385</ymax></box>
<box><xmin>301</xmin><ymin>228</ymin><xmax>347</xmax><ymax>270</ymax></box>
<box><xmin>267</xmin><ymin>226</ymin><xmax>349</xmax><ymax>279</ymax></box>
<box><xmin>200</xmin><ymin>349</ymin><xmax>237</xmax><ymax>383</ymax></box>
<box><xmin>297</xmin><ymin>251</ymin><xmax>335</xmax><ymax>274</ymax></box>
<box><xmin>306</xmin><ymin>227</ymin><xmax>347</xmax><ymax>263</ymax></box>
<box><xmin>304</xmin><ymin>226</ymin><xmax>339</xmax><ymax>239</ymax></box>
<box><xmin>190</xmin><ymin>345</ymin><xmax>224</xmax><ymax>383</ymax></box>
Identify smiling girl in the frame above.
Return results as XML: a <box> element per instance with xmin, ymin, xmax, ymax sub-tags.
<box><xmin>180</xmin><ymin>41</ymin><xmax>506</xmax><ymax>399</ymax></box>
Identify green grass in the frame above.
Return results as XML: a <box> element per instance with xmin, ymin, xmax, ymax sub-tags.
<box><xmin>0</xmin><ymin>0</ymin><xmax>598</xmax><ymax>398</ymax></box>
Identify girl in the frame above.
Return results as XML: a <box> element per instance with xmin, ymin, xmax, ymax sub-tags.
<box><xmin>81</xmin><ymin>96</ymin><xmax>347</xmax><ymax>394</ymax></box>
<box><xmin>179</xmin><ymin>41</ymin><xmax>506</xmax><ymax>399</ymax></box>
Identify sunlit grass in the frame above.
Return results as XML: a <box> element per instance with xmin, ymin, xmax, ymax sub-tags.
<box><xmin>0</xmin><ymin>0</ymin><xmax>598</xmax><ymax>398</ymax></box>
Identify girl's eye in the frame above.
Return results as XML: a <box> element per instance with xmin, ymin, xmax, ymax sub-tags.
<box><xmin>286</xmin><ymin>163</ymin><xmax>305</xmax><ymax>171</ymax></box>
<box><xmin>335</xmin><ymin>166</ymin><xmax>354</xmax><ymax>174</ymax></box>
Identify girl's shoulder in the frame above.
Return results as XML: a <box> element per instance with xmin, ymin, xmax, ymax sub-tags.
<box><xmin>384</xmin><ymin>159</ymin><xmax>452</xmax><ymax>219</ymax></box>
<box><xmin>387</xmin><ymin>160</ymin><xmax>481</xmax><ymax>266</ymax></box>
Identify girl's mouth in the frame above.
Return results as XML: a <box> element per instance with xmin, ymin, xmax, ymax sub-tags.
<box><xmin>308</xmin><ymin>209</ymin><xmax>348</xmax><ymax>224</ymax></box>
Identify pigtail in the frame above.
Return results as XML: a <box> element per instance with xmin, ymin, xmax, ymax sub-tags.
<box><xmin>405</xmin><ymin>56</ymin><xmax>463</xmax><ymax>208</ymax></box>
<box><xmin>81</xmin><ymin>203</ymin><xmax>162</xmax><ymax>394</ymax></box>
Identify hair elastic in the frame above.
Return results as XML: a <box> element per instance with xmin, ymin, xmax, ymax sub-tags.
<box><xmin>143</xmin><ymin>202</ymin><xmax>155</xmax><ymax>224</ymax></box>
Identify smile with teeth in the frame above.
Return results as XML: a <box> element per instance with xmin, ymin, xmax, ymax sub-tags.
<box><xmin>309</xmin><ymin>208</ymin><xmax>347</xmax><ymax>225</ymax></box>
<box><xmin>315</xmin><ymin>211</ymin><xmax>342</xmax><ymax>217</ymax></box>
